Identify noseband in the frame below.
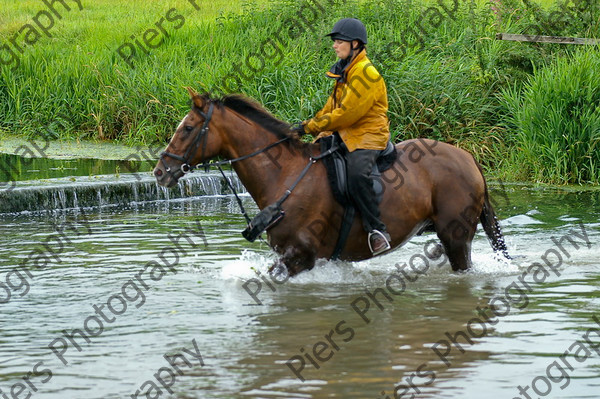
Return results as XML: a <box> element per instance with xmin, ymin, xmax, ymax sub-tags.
<box><xmin>159</xmin><ymin>102</ymin><xmax>215</xmax><ymax>178</ymax></box>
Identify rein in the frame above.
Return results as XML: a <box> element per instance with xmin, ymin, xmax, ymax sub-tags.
<box><xmin>240</xmin><ymin>143</ymin><xmax>339</xmax><ymax>243</ymax></box>
<box><xmin>204</xmin><ymin>137</ymin><xmax>290</xmax><ymax>169</ymax></box>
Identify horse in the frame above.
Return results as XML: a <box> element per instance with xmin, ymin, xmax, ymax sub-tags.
<box><xmin>154</xmin><ymin>88</ymin><xmax>510</xmax><ymax>276</ymax></box>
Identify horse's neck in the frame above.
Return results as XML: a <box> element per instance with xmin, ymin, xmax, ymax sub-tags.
<box><xmin>222</xmin><ymin>119</ymin><xmax>306</xmax><ymax>209</ymax></box>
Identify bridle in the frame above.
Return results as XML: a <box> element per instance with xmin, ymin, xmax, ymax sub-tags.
<box><xmin>159</xmin><ymin>102</ymin><xmax>215</xmax><ymax>179</ymax></box>
<box><xmin>159</xmin><ymin>101</ymin><xmax>289</xmax><ymax>180</ymax></box>
<box><xmin>157</xmin><ymin>98</ymin><xmax>341</xmax><ymax>248</ymax></box>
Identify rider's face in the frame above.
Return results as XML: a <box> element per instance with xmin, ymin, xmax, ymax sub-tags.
<box><xmin>333</xmin><ymin>39</ymin><xmax>352</xmax><ymax>59</ymax></box>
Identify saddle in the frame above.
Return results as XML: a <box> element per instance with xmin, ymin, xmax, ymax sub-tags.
<box><xmin>320</xmin><ymin>134</ymin><xmax>396</xmax><ymax>206</ymax></box>
<box><xmin>319</xmin><ymin>134</ymin><xmax>397</xmax><ymax>259</ymax></box>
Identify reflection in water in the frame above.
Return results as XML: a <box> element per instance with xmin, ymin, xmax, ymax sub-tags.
<box><xmin>0</xmin><ymin>188</ymin><xmax>599</xmax><ymax>398</ymax></box>
<box><xmin>0</xmin><ymin>153</ymin><xmax>154</xmax><ymax>182</ymax></box>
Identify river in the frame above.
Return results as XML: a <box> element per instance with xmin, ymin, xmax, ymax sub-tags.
<box><xmin>0</xmin><ymin>168</ymin><xmax>599</xmax><ymax>398</ymax></box>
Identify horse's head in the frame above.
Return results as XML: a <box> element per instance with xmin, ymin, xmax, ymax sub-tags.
<box><xmin>154</xmin><ymin>88</ymin><xmax>223</xmax><ymax>187</ymax></box>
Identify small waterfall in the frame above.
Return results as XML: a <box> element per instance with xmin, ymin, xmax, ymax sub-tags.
<box><xmin>0</xmin><ymin>172</ymin><xmax>247</xmax><ymax>214</ymax></box>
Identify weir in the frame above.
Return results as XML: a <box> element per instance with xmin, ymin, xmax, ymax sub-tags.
<box><xmin>0</xmin><ymin>172</ymin><xmax>245</xmax><ymax>214</ymax></box>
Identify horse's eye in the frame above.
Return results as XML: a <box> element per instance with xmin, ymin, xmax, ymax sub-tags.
<box><xmin>185</xmin><ymin>125</ymin><xmax>194</xmax><ymax>132</ymax></box>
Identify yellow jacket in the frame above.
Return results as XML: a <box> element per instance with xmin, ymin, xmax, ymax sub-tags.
<box><xmin>304</xmin><ymin>49</ymin><xmax>390</xmax><ymax>152</ymax></box>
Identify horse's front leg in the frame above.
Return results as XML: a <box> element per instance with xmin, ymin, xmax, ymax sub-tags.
<box><xmin>268</xmin><ymin>244</ymin><xmax>316</xmax><ymax>278</ymax></box>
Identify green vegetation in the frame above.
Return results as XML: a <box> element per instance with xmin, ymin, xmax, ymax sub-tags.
<box><xmin>501</xmin><ymin>49</ymin><xmax>600</xmax><ymax>184</ymax></box>
<box><xmin>1</xmin><ymin>0</ymin><xmax>599</xmax><ymax>184</ymax></box>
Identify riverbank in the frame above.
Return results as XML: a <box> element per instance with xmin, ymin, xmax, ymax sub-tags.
<box><xmin>0</xmin><ymin>135</ymin><xmax>148</xmax><ymax>160</ymax></box>
<box><xmin>1</xmin><ymin>0</ymin><xmax>599</xmax><ymax>183</ymax></box>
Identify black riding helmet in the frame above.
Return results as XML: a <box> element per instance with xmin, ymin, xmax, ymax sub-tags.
<box><xmin>326</xmin><ymin>18</ymin><xmax>368</xmax><ymax>45</ymax></box>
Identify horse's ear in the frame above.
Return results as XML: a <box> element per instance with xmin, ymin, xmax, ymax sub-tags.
<box><xmin>186</xmin><ymin>86</ymin><xmax>197</xmax><ymax>98</ymax></box>
<box><xmin>185</xmin><ymin>87</ymin><xmax>204</xmax><ymax>108</ymax></box>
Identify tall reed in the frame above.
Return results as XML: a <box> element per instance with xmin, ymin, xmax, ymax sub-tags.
<box><xmin>501</xmin><ymin>48</ymin><xmax>600</xmax><ymax>184</ymax></box>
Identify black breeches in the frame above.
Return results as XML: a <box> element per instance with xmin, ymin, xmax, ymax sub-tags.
<box><xmin>345</xmin><ymin>149</ymin><xmax>387</xmax><ymax>233</ymax></box>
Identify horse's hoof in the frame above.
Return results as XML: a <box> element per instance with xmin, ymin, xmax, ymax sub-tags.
<box><xmin>426</xmin><ymin>243</ymin><xmax>446</xmax><ymax>260</ymax></box>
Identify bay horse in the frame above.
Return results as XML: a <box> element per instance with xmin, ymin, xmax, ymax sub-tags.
<box><xmin>154</xmin><ymin>88</ymin><xmax>510</xmax><ymax>276</ymax></box>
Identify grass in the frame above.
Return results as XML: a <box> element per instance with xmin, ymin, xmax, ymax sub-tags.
<box><xmin>0</xmin><ymin>0</ymin><xmax>268</xmax><ymax>143</ymax></box>
<box><xmin>1</xmin><ymin>0</ymin><xmax>599</xmax><ymax>183</ymax></box>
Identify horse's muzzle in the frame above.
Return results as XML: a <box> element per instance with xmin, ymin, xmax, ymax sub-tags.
<box><xmin>154</xmin><ymin>167</ymin><xmax>179</xmax><ymax>188</ymax></box>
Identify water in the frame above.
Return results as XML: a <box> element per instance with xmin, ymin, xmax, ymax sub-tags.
<box><xmin>0</xmin><ymin>153</ymin><xmax>155</xmax><ymax>182</ymax></box>
<box><xmin>1</xmin><ymin>182</ymin><xmax>599</xmax><ymax>399</ymax></box>
<box><xmin>0</xmin><ymin>172</ymin><xmax>245</xmax><ymax>213</ymax></box>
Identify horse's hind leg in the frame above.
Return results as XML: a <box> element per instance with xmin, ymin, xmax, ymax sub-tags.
<box><xmin>434</xmin><ymin>218</ymin><xmax>477</xmax><ymax>272</ymax></box>
<box><xmin>444</xmin><ymin>239</ymin><xmax>472</xmax><ymax>272</ymax></box>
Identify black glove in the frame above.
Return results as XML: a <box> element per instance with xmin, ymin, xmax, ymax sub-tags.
<box><xmin>290</xmin><ymin>121</ymin><xmax>306</xmax><ymax>136</ymax></box>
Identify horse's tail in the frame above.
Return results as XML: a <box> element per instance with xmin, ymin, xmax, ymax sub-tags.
<box><xmin>475</xmin><ymin>162</ymin><xmax>511</xmax><ymax>260</ymax></box>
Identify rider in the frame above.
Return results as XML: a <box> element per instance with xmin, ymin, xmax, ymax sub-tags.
<box><xmin>294</xmin><ymin>18</ymin><xmax>392</xmax><ymax>255</ymax></box>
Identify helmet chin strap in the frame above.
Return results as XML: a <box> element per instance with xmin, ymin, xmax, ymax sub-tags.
<box><xmin>346</xmin><ymin>43</ymin><xmax>363</xmax><ymax>62</ymax></box>
<box><xmin>349</xmin><ymin>41</ymin><xmax>364</xmax><ymax>57</ymax></box>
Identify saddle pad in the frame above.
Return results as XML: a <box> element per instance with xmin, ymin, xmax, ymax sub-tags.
<box><xmin>320</xmin><ymin>135</ymin><xmax>397</xmax><ymax>206</ymax></box>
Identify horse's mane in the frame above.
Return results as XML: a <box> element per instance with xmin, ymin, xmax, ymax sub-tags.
<box><xmin>200</xmin><ymin>93</ymin><xmax>310</xmax><ymax>151</ymax></box>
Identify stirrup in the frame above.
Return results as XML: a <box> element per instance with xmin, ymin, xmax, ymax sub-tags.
<box><xmin>368</xmin><ymin>229</ymin><xmax>391</xmax><ymax>255</ymax></box>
